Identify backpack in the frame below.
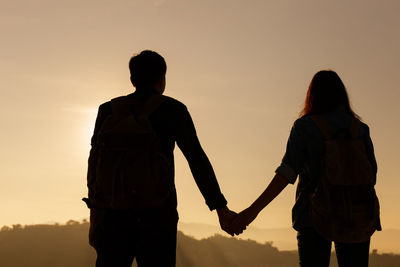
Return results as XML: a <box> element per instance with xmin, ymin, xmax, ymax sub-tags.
<box><xmin>87</xmin><ymin>94</ymin><xmax>173</xmax><ymax>210</ymax></box>
<box><xmin>309</xmin><ymin>115</ymin><xmax>380</xmax><ymax>243</ymax></box>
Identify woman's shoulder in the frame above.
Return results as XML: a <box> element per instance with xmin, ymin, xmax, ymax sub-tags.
<box><xmin>295</xmin><ymin>115</ymin><xmax>314</xmax><ymax>125</ymax></box>
<box><xmin>293</xmin><ymin>115</ymin><xmax>319</xmax><ymax>132</ymax></box>
<box><xmin>358</xmin><ymin>119</ymin><xmax>371</xmax><ymax>137</ymax></box>
<box><xmin>289</xmin><ymin>116</ymin><xmax>323</xmax><ymax>140</ymax></box>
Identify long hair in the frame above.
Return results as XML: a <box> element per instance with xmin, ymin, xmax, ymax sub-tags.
<box><xmin>300</xmin><ymin>70</ymin><xmax>359</xmax><ymax>119</ymax></box>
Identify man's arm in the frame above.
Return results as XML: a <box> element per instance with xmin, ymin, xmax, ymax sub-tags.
<box><xmin>86</xmin><ymin>103</ymin><xmax>111</xmax><ymax>204</ymax></box>
<box><xmin>175</xmin><ymin>106</ymin><xmax>242</xmax><ymax>235</ymax></box>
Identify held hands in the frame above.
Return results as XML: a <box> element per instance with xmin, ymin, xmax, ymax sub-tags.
<box><xmin>230</xmin><ymin>206</ymin><xmax>259</xmax><ymax>235</ymax></box>
<box><xmin>218</xmin><ymin>174</ymin><xmax>288</xmax><ymax>236</ymax></box>
<box><xmin>217</xmin><ymin>206</ymin><xmax>259</xmax><ymax>236</ymax></box>
<box><xmin>217</xmin><ymin>206</ymin><xmax>245</xmax><ymax>236</ymax></box>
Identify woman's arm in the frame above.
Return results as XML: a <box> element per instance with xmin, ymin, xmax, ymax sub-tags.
<box><xmin>230</xmin><ymin>173</ymin><xmax>289</xmax><ymax>232</ymax></box>
<box><xmin>230</xmin><ymin>119</ymin><xmax>305</xmax><ymax>233</ymax></box>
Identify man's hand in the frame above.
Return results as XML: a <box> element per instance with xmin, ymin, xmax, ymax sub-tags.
<box><xmin>230</xmin><ymin>206</ymin><xmax>259</xmax><ymax>234</ymax></box>
<box><xmin>217</xmin><ymin>206</ymin><xmax>245</xmax><ymax>236</ymax></box>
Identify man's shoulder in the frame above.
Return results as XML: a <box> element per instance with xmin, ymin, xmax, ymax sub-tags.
<box><xmin>97</xmin><ymin>100</ymin><xmax>112</xmax><ymax>116</ymax></box>
<box><xmin>159</xmin><ymin>95</ymin><xmax>188</xmax><ymax>113</ymax></box>
<box><xmin>161</xmin><ymin>95</ymin><xmax>185</xmax><ymax>106</ymax></box>
<box><xmin>96</xmin><ymin>94</ymin><xmax>189</xmax><ymax>116</ymax></box>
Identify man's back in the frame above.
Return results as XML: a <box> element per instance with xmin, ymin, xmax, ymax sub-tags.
<box><xmin>85</xmin><ymin>50</ymin><xmax>235</xmax><ymax>267</ymax></box>
<box><xmin>89</xmin><ymin>89</ymin><xmax>227</xmax><ymax>211</ymax></box>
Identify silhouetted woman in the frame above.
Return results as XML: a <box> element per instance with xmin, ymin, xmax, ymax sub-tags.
<box><xmin>231</xmin><ymin>70</ymin><xmax>381</xmax><ymax>267</ymax></box>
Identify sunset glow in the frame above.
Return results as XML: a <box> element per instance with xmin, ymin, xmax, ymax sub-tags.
<box><xmin>1</xmin><ymin>0</ymin><xmax>399</xmax><ymax>253</ymax></box>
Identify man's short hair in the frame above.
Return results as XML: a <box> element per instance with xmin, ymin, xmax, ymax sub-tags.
<box><xmin>129</xmin><ymin>50</ymin><xmax>167</xmax><ymax>88</ymax></box>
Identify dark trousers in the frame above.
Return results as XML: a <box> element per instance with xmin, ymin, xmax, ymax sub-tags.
<box><xmin>92</xmin><ymin>208</ymin><xmax>178</xmax><ymax>267</ymax></box>
<box><xmin>297</xmin><ymin>227</ymin><xmax>370</xmax><ymax>267</ymax></box>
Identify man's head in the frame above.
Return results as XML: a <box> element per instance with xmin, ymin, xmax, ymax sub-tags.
<box><xmin>129</xmin><ymin>50</ymin><xmax>167</xmax><ymax>94</ymax></box>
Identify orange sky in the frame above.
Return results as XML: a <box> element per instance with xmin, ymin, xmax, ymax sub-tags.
<box><xmin>1</xmin><ymin>0</ymin><xmax>399</xmax><ymax>243</ymax></box>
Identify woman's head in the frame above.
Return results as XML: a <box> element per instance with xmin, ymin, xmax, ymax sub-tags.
<box><xmin>300</xmin><ymin>70</ymin><xmax>358</xmax><ymax>118</ymax></box>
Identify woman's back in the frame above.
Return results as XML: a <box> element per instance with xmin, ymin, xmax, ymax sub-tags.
<box><xmin>231</xmin><ymin>70</ymin><xmax>380</xmax><ymax>267</ymax></box>
<box><xmin>277</xmin><ymin>106</ymin><xmax>377</xmax><ymax>231</ymax></box>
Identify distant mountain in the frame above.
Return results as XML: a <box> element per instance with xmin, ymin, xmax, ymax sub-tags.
<box><xmin>0</xmin><ymin>221</ymin><xmax>399</xmax><ymax>267</ymax></box>
<box><xmin>179</xmin><ymin>222</ymin><xmax>297</xmax><ymax>250</ymax></box>
<box><xmin>178</xmin><ymin>222</ymin><xmax>400</xmax><ymax>254</ymax></box>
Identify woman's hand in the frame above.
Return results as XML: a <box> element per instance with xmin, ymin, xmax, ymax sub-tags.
<box><xmin>230</xmin><ymin>173</ymin><xmax>289</xmax><ymax>235</ymax></box>
<box><xmin>217</xmin><ymin>206</ymin><xmax>241</xmax><ymax>236</ymax></box>
<box><xmin>230</xmin><ymin>173</ymin><xmax>289</xmax><ymax>236</ymax></box>
<box><xmin>230</xmin><ymin>206</ymin><xmax>259</xmax><ymax>234</ymax></box>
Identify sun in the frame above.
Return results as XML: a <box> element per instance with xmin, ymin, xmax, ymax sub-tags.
<box><xmin>79</xmin><ymin>107</ymin><xmax>99</xmax><ymax>156</ymax></box>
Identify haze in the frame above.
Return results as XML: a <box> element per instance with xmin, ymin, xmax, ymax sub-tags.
<box><xmin>1</xmin><ymin>0</ymin><xmax>399</xmax><ymax>249</ymax></box>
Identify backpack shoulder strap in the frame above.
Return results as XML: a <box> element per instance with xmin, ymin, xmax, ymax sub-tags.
<box><xmin>349</xmin><ymin>117</ymin><xmax>361</xmax><ymax>139</ymax></box>
<box><xmin>110</xmin><ymin>96</ymin><xmax>137</xmax><ymax>116</ymax></box>
<box><xmin>140</xmin><ymin>94</ymin><xmax>168</xmax><ymax>116</ymax></box>
<box><xmin>110</xmin><ymin>94</ymin><xmax>168</xmax><ymax>117</ymax></box>
<box><xmin>310</xmin><ymin>115</ymin><xmax>333</xmax><ymax>139</ymax></box>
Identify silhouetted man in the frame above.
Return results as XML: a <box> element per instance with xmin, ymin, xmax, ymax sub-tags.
<box><xmin>84</xmin><ymin>50</ymin><xmax>241</xmax><ymax>267</ymax></box>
